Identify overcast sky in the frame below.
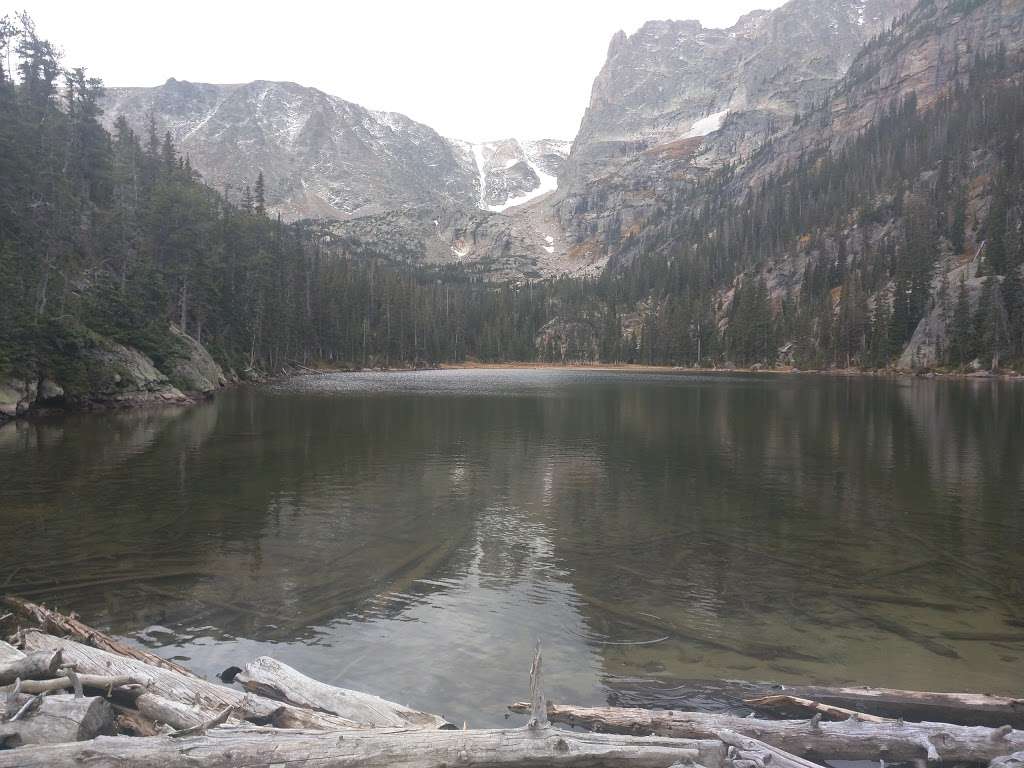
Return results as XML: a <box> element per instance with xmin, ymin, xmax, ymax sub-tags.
<box><xmin>21</xmin><ymin>0</ymin><xmax>784</xmax><ymax>142</ymax></box>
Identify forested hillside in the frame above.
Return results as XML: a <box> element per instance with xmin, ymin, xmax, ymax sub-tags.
<box><xmin>2</xmin><ymin>0</ymin><xmax>1023</xmax><ymax>423</ymax></box>
<box><xmin>598</xmin><ymin>46</ymin><xmax>1024</xmax><ymax>370</ymax></box>
<box><xmin>0</xmin><ymin>14</ymin><xmax>546</xmax><ymax>411</ymax></box>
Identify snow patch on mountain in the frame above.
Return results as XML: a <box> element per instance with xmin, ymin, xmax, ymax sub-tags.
<box><xmin>471</xmin><ymin>143</ymin><xmax>489</xmax><ymax>210</ymax></box>
<box><xmin>463</xmin><ymin>138</ymin><xmax>570</xmax><ymax>213</ymax></box>
<box><xmin>683</xmin><ymin>109</ymin><xmax>729</xmax><ymax>139</ymax></box>
<box><xmin>488</xmin><ymin>160</ymin><xmax>557</xmax><ymax>213</ymax></box>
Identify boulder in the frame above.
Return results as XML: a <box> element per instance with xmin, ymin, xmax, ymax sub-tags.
<box><xmin>0</xmin><ymin>379</ymin><xmax>37</xmax><ymax>420</ymax></box>
<box><xmin>38</xmin><ymin>378</ymin><xmax>65</xmax><ymax>403</ymax></box>
<box><xmin>166</xmin><ymin>325</ymin><xmax>227</xmax><ymax>395</ymax></box>
<box><xmin>63</xmin><ymin>335</ymin><xmax>189</xmax><ymax>408</ymax></box>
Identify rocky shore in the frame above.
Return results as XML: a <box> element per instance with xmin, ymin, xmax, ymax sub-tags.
<box><xmin>0</xmin><ymin>325</ymin><xmax>228</xmax><ymax>426</ymax></box>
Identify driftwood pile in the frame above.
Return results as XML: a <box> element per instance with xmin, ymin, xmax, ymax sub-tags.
<box><xmin>1</xmin><ymin>595</ymin><xmax>1022</xmax><ymax>768</ymax></box>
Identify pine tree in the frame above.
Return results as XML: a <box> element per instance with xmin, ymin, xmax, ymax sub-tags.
<box><xmin>984</xmin><ymin>178</ymin><xmax>1008</xmax><ymax>275</ymax></box>
<box><xmin>947</xmin><ymin>277</ymin><xmax>974</xmax><ymax>368</ymax></box>
<box><xmin>160</xmin><ymin>131</ymin><xmax>177</xmax><ymax>172</ymax></box>
<box><xmin>950</xmin><ymin>186</ymin><xmax>967</xmax><ymax>254</ymax></box>
<box><xmin>1003</xmin><ymin>268</ymin><xmax>1024</xmax><ymax>361</ymax></box>
<box><xmin>254</xmin><ymin>171</ymin><xmax>266</xmax><ymax>217</ymax></box>
<box><xmin>868</xmin><ymin>290</ymin><xmax>894</xmax><ymax>367</ymax></box>
<box><xmin>975</xmin><ymin>276</ymin><xmax>1009</xmax><ymax>370</ymax></box>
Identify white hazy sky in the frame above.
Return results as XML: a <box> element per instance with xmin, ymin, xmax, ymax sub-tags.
<box><xmin>19</xmin><ymin>0</ymin><xmax>785</xmax><ymax>142</ymax></box>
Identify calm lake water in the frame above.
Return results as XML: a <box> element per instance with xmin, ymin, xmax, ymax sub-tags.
<box><xmin>1</xmin><ymin>369</ymin><xmax>1022</xmax><ymax>726</ymax></box>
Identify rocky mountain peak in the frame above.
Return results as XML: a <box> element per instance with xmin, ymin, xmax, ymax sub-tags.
<box><xmin>552</xmin><ymin>0</ymin><xmax>917</xmax><ymax>259</ymax></box>
<box><xmin>101</xmin><ymin>79</ymin><xmax>481</xmax><ymax>221</ymax></box>
<box><xmin>566</xmin><ymin>0</ymin><xmax>915</xmax><ymax>190</ymax></box>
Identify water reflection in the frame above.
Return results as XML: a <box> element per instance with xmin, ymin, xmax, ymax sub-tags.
<box><xmin>0</xmin><ymin>371</ymin><xmax>1021</xmax><ymax>726</ymax></box>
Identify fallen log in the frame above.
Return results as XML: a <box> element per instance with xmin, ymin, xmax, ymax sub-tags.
<box><xmin>1</xmin><ymin>595</ymin><xmax>197</xmax><ymax>678</ymax></box>
<box><xmin>20</xmin><ymin>631</ymin><xmax>364</xmax><ymax>731</ymax></box>
<box><xmin>2</xmin><ymin>672</ymin><xmax>137</xmax><ymax>695</ymax></box>
<box><xmin>603</xmin><ymin>677</ymin><xmax>1024</xmax><ymax>728</ymax></box>
<box><xmin>0</xmin><ymin>649</ymin><xmax>61</xmax><ymax>685</ymax></box>
<box><xmin>115</xmin><ymin>685</ymin><xmax>211</xmax><ymax>731</ymax></box>
<box><xmin>235</xmin><ymin>655</ymin><xmax>453</xmax><ymax>729</ymax></box>
<box><xmin>992</xmin><ymin>752</ymin><xmax>1024</xmax><ymax>768</ymax></box>
<box><xmin>718</xmin><ymin>729</ymin><xmax>824</xmax><ymax>768</ymax></box>
<box><xmin>0</xmin><ymin>641</ymin><xmax>23</xmax><ymax>665</ymax></box>
<box><xmin>0</xmin><ymin>693</ymin><xmax>114</xmax><ymax>747</ymax></box>
<box><xmin>744</xmin><ymin>694</ymin><xmax>889</xmax><ymax>722</ymax></box>
<box><xmin>0</xmin><ymin>724</ymin><xmax>728</xmax><ymax>768</ymax></box>
<box><xmin>111</xmin><ymin>704</ymin><xmax>175</xmax><ymax>737</ymax></box>
<box><xmin>761</xmin><ymin>684</ymin><xmax>1024</xmax><ymax>729</ymax></box>
<box><xmin>507</xmin><ymin>702</ymin><xmax>1024</xmax><ymax>763</ymax></box>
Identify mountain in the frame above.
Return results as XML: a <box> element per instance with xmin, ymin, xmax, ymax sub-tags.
<box><xmin>100</xmin><ymin>80</ymin><xmax>570</xmax><ymax>225</ymax></box>
<box><xmin>3</xmin><ymin>0</ymin><xmax>1024</xmax><ymax>410</ymax></box>
<box><xmin>553</xmin><ymin>0</ymin><xmax>917</xmax><ymax>255</ymax></box>
<box><xmin>101</xmin><ymin>79</ymin><xmax>478</xmax><ymax>220</ymax></box>
<box><xmin>544</xmin><ymin>0</ymin><xmax>1024</xmax><ymax>370</ymax></box>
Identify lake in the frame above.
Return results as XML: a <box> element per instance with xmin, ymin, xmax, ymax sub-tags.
<box><xmin>1</xmin><ymin>369</ymin><xmax>1022</xmax><ymax>727</ymax></box>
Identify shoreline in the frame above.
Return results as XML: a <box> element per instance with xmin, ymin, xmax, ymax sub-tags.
<box><xmin>3</xmin><ymin>360</ymin><xmax>1020</xmax><ymax>429</ymax></box>
<box><xmin>423</xmin><ymin>360</ymin><xmax>1023</xmax><ymax>380</ymax></box>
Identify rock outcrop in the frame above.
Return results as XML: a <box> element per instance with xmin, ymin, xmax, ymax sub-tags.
<box><xmin>0</xmin><ymin>379</ymin><xmax>37</xmax><ymax>420</ymax></box>
<box><xmin>552</xmin><ymin>0</ymin><xmax>916</xmax><ymax>258</ymax></box>
<box><xmin>167</xmin><ymin>325</ymin><xmax>227</xmax><ymax>395</ymax></box>
<box><xmin>324</xmin><ymin>201</ymin><xmax>602</xmax><ymax>281</ymax></box>
<box><xmin>0</xmin><ymin>326</ymin><xmax>230</xmax><ymax>424</ymax></box>
<box><xmin>61</xmin><ymin>336</ymin><xmax>189</xmax><ymax>409</ymax></box>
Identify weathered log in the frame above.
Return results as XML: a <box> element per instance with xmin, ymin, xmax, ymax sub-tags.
<box><xmin>0</xmin><ymin>641</ymin><xmax>23</xmax><ymax>665</ymax></box>
<box><xmin>527</xmin><ymin>641</ymin><xmax>548</xmax><ymax>730</ymax></box>
<box><xmin>718</xmin><ymin>729</ymin><xmax>824</xmax><ymax>768</ymax></box>
<box><xmin>2</xmin><ymin>672</ymin><xmax>138</xmax><ymax>695</ymax></box>
<box><xmin>763</xmin><ymin>684</ymin><xmax>1024</xmax><ymax>729</ymax></box>
<box><xmin>744</xmin><ymin>694</ymin><xmax>889</xmax><ymax>723</ymax></box>
<box><xmin>0</xmin><ymin>693</ymin><xmax>114</xmax><ymax>747</ymax></box>
<box><xmin>111</xmin><ymin>704</ymin><xmax>175</xmax><ymax>737</ymax></box>
<box><xmin>0</xmin><ymin>649</ymin><xmax>61</xmax><ymax>685</ymax></box>
<box><xmin>0</xmin><ymin>724</ymin><xmax>727</xmax><ymax>768</ymax></box>
<box><xmin>122</xmin><ymin>686</ymin><xmax>211</xmax><ymax>730</ymax></box>
<box><xmin>20</xmin><ymin>631</ymin><xmax>364</xmax><ymax>731</ymax></box>
<box><xmin>991</xmin><ymin>751</ymin><xmax>1024</xmax><ymax>768</ymax></box>
<box><xmin>235</xmin><ymin>655</ymin><xmax>452</xmax><ymax>729</ymax></box>
<box><xmin>604</xmin><ymin>678</ymin><xmax>1024</xmax><ymax>728</ymax></box>
<box><xmin>506</xmin><ymin>702</ymin><xmax>1024</xmax><ymax>763</ymax></box>
<box><xmin>168</xmin><ymin>705</ymin><xmax>234</xmax><ymax>738</ymax></box>
<box><xmin>1</xmin><ymin>595</ymin><xmax>197</xmax><ymax>678</ymax></box>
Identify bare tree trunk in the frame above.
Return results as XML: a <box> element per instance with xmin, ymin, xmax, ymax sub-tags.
<box><xmin>0</xmin><ymin>693</ymin><xmax>114</xmax><ymax>748</ymax></box>
<box><xmin>235</xmin><ymin>656</ymin><xmax>452</xmax><ymax>729</ymax></box>
<box><xmin>0</xmin><ymin>649</ymin><xmax>61</xmax><ymax>685</ymax></box>
<box><xmin>0</xmin><ymin>724</ymin><xmax>726</xmax><ymax>768</ymax></box>
<box><xmin>19</xmin><ymin>631</ymin><xmax>362</xmax><ymax>732</ymax></box>
<box><xmin>753</xmin><ymin>684</ymin><xmax>1024</xmax><ymax>729</ymax></box>
<box><xmin>2</xmin><ymin>596</ymin><xmax>196</xmax><ymax>678</ymax></box>
<box><xmin>0</xmin><ymin>641</ymin><xmax>24</xmax><ymax>665</ymax></box>
<box><xmin>507</xmin><ymin>702</ymin><xmax>1024</xmax><ymax>764</ymax></box>
<box><xmin>603</xmin><ymin>678</ymin><xmax>1024</xmax><ymax>729</ymax></box>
